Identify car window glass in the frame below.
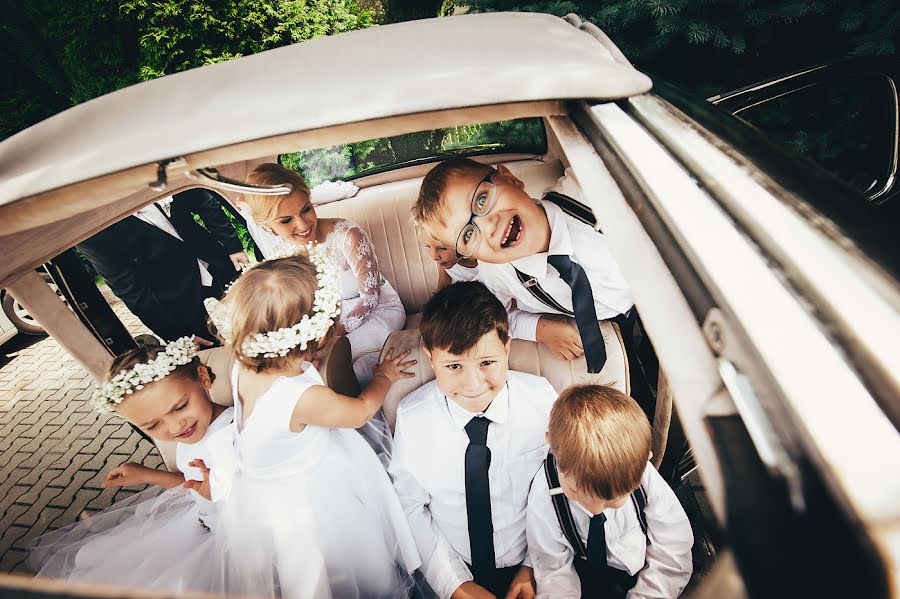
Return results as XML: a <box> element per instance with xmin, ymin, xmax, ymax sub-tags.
<box><xmin>279</xmin><ymin>118</ymin><xmax>546</xmax><ymax>186</ymax></box>
<box><xmin>735</xmin><ymin>74</ymin><xmax>896</xmax><ymax>203</ymax></box>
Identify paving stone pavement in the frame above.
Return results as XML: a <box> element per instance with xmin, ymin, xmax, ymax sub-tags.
<box><xmin>0</xmin><ymin>287</ymin><xmax>165</xmax><ymax>574</ymax></box>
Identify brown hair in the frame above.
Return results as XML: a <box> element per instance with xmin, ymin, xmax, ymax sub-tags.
<box><xmin>549</xmin><ymin>384</ymin><xmax>651</xmax><ymax>500</ymax></box>
<box><xmin>420</xmin><ymin>281</ymin><xmax>509</xmax><ymax>355</ymax></box>
<box><xmin>244</xmin><ymin>163</ymin><xmax>312</xmax><ymax>225</ymax></box>
<box><xmin>221</xmin><ymin>254</ymin><xmax>336</xmax><ymax>372</ymax></box>
<box><xmin>414</xmin><ymin>158</ymin><xmax>494</xmax><ymax>238</ymax></box>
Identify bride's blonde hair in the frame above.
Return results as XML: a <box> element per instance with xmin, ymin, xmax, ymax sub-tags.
<box><xmin>244</xmin><ymin>163</ymin><xmax>312</xmax><ymax>225</ymax></box>
<box><xmin>221</xmin><ymin>254</ymin><xmax>336</xmax><ymax>372</ymax></box>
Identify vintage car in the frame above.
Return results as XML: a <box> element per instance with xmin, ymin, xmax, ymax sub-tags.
<box><xmin>0</xmin><ymin>11</ymin><xmax>897</xmax><ymax>599</ymax></box>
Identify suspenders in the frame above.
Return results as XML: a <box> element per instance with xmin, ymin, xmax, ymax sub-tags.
<box><xmin>542</xmin><ymin>453</ymin><xmax>648</xmax><ymax>563</ymax></box>
<box><xmin>512</xmin><ymin>192</ymin><xmax>596</xmax><ymax>317</ymax></box>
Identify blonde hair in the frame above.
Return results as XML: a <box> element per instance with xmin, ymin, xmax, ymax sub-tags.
<box><xmin>414</xmin><ymin>158</ymin><xmax>493</xmax><ymax>238</ymax></box>
<box><xmin>244</xmin><ymin>163</ymin><xmax>312</xmax><ymax>225</ymax></box>
<box><xmin>549</xmin><ymin>384</ymin><xmax>651</xmax><ymax>500</ymax></box>
<box><xmin>221</xmin><ymin>254</ymin><xmax>336</xmax><ymax>372</ymax></box>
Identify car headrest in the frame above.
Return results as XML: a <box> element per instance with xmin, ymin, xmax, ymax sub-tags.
<box><xmin>155</xmin><ymin>335</ymin><xmax>359</xmax><ymax>471</ymax></box>
<box><xmin>380</xmin><ymin>321</ymin><xmax>629</xmax><ymax>433</ymax></box>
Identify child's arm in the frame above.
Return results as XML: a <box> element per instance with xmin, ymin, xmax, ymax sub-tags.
<box><xmin>102</xmin><ymin>462</ymin><xmax>185</xmax><ymax>489</ymax></box>
<box><xmin>626</xmin><ymin>466</ymin><xmax>694</xmax><ymax>599</ymax></box>
<box><xmin>525</xmin><ymin>472</ymin><xmax>582</xmax><ymax>599</ymax></box>
<box><xmin>390</xmin><ymin>412</ymin><xmax>482</xmax><ymax>599</ymax></box>
<box><xmin>290</xmin><ymin>348</ymin><xmax>415</xmax><ymax>431</ymax></box>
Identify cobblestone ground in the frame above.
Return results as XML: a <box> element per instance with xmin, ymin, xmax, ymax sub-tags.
<box><xmin>0</xmin><ymin>288</ymin><xmax>163</xmax><ymax>573</ymax></box>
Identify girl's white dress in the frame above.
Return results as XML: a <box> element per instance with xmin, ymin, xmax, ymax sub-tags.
<box><xmin>242</xmin><ymin>214</ymin><xmax>406</xmax><ymax>386</ymax></box>
<box><xmin>210</xmin><ymin>362</ymin><xmax>421</xmax><ymax>599</ymax></box>
<box><xmin>27</xmin><ymin>407</ymin><xmax>235</xmax><ymax>593</ymax></box>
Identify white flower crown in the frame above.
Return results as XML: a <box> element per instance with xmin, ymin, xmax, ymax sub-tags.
<box><xmin>90</xmin><ymin>337</ymin><xmax>198</xmax><ymax>414</ymax></box>
<box><xmin>207</xmin><ymin>243</ymin><xmax>341</xmax><ymax>359</ymax></box>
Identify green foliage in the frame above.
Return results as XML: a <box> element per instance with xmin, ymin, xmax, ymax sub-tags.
<box><xmin>1</xmin><ymin>1</ymin><xmax>377</xmax><ymax>138</ymax></box>
<box><xmin>119</xmin><ymin>0</ymin><xmax>376</xmax><ymax>79</ymax></box>
<box><xmin>463</xmin><ymin>0</ymin><xmax>899</xmax><ymax>96</ymax></box>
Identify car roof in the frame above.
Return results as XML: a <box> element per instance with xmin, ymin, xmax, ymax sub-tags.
<box><xmin>0</xmin><ymin>12</ymin><xmax>650</xmax><ymax>213</ymax></box>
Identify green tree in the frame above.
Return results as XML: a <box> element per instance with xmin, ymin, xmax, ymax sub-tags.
<box><xmin>1</xmin><ymin>0</ymin><xmax>377</xmax><ymax>138</ymax></box>
<box><xmin>119</xmin><ymin>0</ymin><xmax>376</xmax><ymax>79</ymax></box>
<box><xmin>463</xmin><ymin>0</ymin><xmax>899</xmax><ymax>96</ymax></box>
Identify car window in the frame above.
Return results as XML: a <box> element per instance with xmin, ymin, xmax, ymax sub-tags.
<box><xmin>279</xmin><ymin>118</ymin><xmax>547</xmax><ymax>186</ymax></box>
<box><xmin>734</xmin><ymin>74</ymin><xmax>897</xmax><ymax>203</ymax></box>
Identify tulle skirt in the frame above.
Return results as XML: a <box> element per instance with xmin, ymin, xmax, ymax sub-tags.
<box><xmin>27</xmin><ymin>486</ymin><xmax>220</xmax><ymax>593</ymax></box>
<box><xmin>211</xmin><ymin>427</ymin><xmax>421</xmax><ymax>599</ymax></box>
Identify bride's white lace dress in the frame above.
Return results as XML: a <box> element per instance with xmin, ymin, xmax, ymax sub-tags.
<box><xmin>242</xmin><ymin>212</ymin><xmax>405</xmax><ymax>386</ymax></box>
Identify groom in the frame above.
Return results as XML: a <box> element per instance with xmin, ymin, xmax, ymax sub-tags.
<box><xmin>78</xmin><ymin>188</ymin><xmax>248</xmax><ymax>343</ymax></box>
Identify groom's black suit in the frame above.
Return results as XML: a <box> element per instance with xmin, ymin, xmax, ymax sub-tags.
<box><xmin>78</xmin><ymin>189</ymin><xmax>243</xmax><ymax>342</ymax></box>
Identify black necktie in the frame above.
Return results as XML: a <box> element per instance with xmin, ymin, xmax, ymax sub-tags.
<box><xmin>547</xmin><ymin>254</ymin><xmax>606</xmax><ymax>373</ymax></box>
<box><xmin>464</xmin><ymin>416</ymin><xmax>495</xmax><ymax>574</ymax></box>
<box><xmin>586</xmin><ymin>512</ymin><xmax>609</xmax><ymax>575</ymax></box>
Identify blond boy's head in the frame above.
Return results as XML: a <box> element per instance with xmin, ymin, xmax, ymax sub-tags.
<box><xmin>549</xmin><ymin>385</ymin><xmax>651</xmax><ymax>507</ymax></box>
<box><xmin>414</xmin><ymin>158</ymin><xmax>550</xmax><ymax>264</ymax></box>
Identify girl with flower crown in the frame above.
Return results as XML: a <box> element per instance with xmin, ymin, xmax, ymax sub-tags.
<box><xmin>205</xmin><ymin>250</ymin><xmax>422</xmax><ymax>599</ymax></box>
<box><xmin>27</xmin><ymin>338</ymin><xmax>234</xmax><ymax>592</ymax></box>
<box><xmin>242</xmin><ymin>163</ymin><xmax>407</xmax><ymax>387</ymax></box>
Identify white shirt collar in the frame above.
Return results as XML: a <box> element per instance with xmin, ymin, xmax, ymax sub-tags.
<box><xmin>444</xmin><ymin>383</ymin><xmax>510</xmax><ymax>428</ymax></box>
<box><xmin>511</xmin><ymin>199</ymin><xmax>575</xmax><ymax>279</ymax></box>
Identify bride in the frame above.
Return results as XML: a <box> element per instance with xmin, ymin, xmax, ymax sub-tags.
<box><xmin>239</xmin><ymin>163</ymin><xmax>406</xmax><ymax>387</ymax></box>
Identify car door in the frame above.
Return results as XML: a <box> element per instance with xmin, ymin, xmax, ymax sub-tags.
<box><xmin>555</xmin><ymin>85</ymin><xmax>899</xmax><ymax>598</ymax></box>
<box><xmin>709</xmin><ymin>57</ymin><xmax>899</xmax><ymax>210</ymax></box>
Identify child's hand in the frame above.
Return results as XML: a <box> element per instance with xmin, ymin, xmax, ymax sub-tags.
<box><xmin>183</xmin><ymin>459</ymin><xmax>212</xmax><ymax>501</ymax></box>
<box><xmin>504</xmin><ymin>565</ymin><xmax>536</xmax><ymax>599</ymax></box>
<box><xmin>451</xmin><ymin>581</ymin><xmax>496</xmax><ymax>599</ymax></box>
<box><xmin>372</xmin><ymin>348</ymin><xmax>416</xmax><ymax>384</ymax></box>
<box><xmin>536</xmin><ymin>316</ymin><xmax>584</xmax><ymax>361</ymax></box>
<box><xmin>102</xmin><ymin>462</ymin><xmax>152</xmax><ymax>488</ymax></box>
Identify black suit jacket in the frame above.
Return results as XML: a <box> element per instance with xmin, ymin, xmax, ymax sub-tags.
<box><xmin>78</xmin><ymin>189</ymin><xmax>242</xmax><ymax>341</ymax></box>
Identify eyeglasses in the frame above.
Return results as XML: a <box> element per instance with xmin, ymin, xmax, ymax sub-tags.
<box><xmin>455</xmin><ymin>172</ymin><xmax>497</xmax><ymax>258</ymax></box>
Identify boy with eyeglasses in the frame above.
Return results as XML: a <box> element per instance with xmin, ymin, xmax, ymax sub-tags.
<box><xmin>413</xmin><ymin>158</ymin><xmax>635</xmax><ymax>382</ymax></box>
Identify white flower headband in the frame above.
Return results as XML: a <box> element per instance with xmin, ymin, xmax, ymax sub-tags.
<box><xmin>206</xmin><ymin>243</ymin><xmax>341</xmax><ymax>359</ymax></box>
<box><xmin>90</xmin><ymin>337</ymin><xmax>198</xmax><ymax>414</ymax></box>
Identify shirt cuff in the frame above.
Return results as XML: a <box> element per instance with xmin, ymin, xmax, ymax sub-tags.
<box><xmin>509</xmin><ymin>310</ymin><xmax>540</xmax><ymax>342</ymax></box>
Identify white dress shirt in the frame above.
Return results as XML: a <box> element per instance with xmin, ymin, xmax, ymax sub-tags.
<box><xmin>134</xmin><ymin>200</ymin><xmax>214</xmax><ymax>287</ymax></box>
<box><xmin>479</xmin><ymin>183</ymin><xmax>634</xmax><ymax>341</ymax></box>
<box><xmin>389</xmin><ymin>371</ymin><xmax>558</xmax><ymax>599</ymax></box>
<box><xmin>446</xmin><ymin>262</ymin><xmax>481</xmax><ymax>283</ymax></box>
<box><xmin>527</xmin><ymin>462</ymin><xmax>693</xmax><ymax>599</ymax></box>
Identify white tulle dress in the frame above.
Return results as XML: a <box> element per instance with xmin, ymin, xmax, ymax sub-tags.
<box><xmin>208</xmin><ymin>362</ymin><xmax>421</xmax><ymax>599</ymax></box>
<box><xmin>27</xmin><ymin>407</ymin><xmax>235</xmax><ymax>592</ymax></box>
<box><xmin>240</xmin><ymin>213</ymin><xmax>406</xmax><ymax>386</ymax></box>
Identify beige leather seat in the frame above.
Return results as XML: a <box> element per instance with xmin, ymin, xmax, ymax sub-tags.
<box><xmin>155</xmin><ymin>336</ymin><xmax>359</xmax><ymax>470</ymax></box>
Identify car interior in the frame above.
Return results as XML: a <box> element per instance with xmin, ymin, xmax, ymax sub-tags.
<box><xmin>61</xmin><ymin>115</ymin><xmax>718</xmax><ymax>590</ymax></box>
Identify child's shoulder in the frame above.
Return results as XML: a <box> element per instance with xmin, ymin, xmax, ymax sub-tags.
<box><xmin>396</xmin><ymin>379</ymin><xmax>442</xmax><ymax>418</ymax></box>
<box><xmin>506</xmin><ymin>370</ymin><xmax>557</xmax><ymax>396</ymax></box>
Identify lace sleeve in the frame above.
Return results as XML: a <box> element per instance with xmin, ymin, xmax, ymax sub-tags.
<box><xmin>332</xmin><ymin>220</ymin><xmax>384</xmax><ymax>332</ymax></box>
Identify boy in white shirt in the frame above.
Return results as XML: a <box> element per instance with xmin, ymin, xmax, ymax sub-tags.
<box><xmin>390</xmin><ymin>281</ymin><xmax>558</xmax><ymax>599</ymax></box>
<box><xmin>527</xmin><ymin>385</ymin><xmax>693</xmax><ymax>598</ymax></box>
<box><xmin>412</xmin><ymin>159</ymin><xmax>650</xmax><ymax>410</ymax></box>
<box><xmin>417</xmin><ymin>223</ymin><xmax>586</xmax><ymax>363</ymax></box>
